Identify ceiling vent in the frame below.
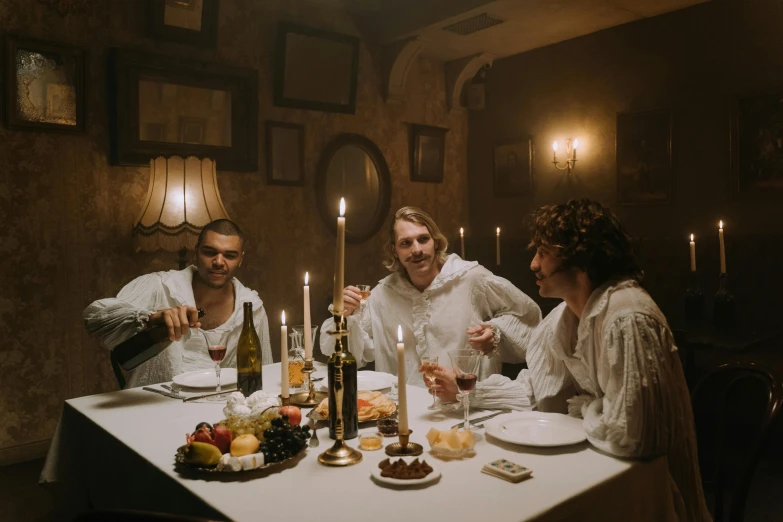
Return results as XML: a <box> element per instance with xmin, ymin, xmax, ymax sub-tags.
<box><xmin>442</xmin><ymin>13</ymin><xmax>504</xmax><ymax>36</ymax></box>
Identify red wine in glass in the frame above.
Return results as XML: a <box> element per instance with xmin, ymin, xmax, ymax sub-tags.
<box><xmin>209</xmin><ymin>345</ymin><xmax>227</xmax><ymax>363</ymax></box>
<box><xmin>456</xmin><ymin>373</ymin><xmax>477</xmax><ymax>392</ymax></box>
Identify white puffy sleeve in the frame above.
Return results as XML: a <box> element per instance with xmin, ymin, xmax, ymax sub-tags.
<box><xmin>475</xmin><ymin>274</ymin><xmax>541</xmax><ymax>363</ymax></box>
<box><xmin>82</xmin><ymin>274</ymin><xmax>166</xmax><ymax>350</ymax></box>
<box><xmin>526</xmin><ymin>304</ymin><xmax>577</xmax><ymax>414</ymax></box>
<box><xmin>472</xmin><ymin>372</ymin><xmax>536</xmax><ymax>411</ymax></box>
<box><xmin>580</xmin><ymin>313</ymin><xmax>680</xmax><ymax>458</ymax></box>
<box><xmin>318</xmin><ymin>303</ymin><xmax>375</xmax><ymax>367</ymax></box>
<box><xmin>253</xmin><ymin>304</ymin><xmax>274</xmax><ymax>366</ymax></box>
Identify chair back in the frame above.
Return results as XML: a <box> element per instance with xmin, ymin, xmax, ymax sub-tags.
<box><xmin>691</xmin><ymin>362</ymin><xmax>783</xmax><ymax>522</ymax></box>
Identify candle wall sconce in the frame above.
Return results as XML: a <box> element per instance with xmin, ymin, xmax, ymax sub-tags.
<box><xmin>552</xmin><ymin>139</ymin><xmax>579</xmax><ymax>175</ymax></box>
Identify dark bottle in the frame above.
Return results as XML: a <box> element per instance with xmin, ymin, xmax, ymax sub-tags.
<box><xmin>327</xmin><ymin>348</ymin><xmax>358</xmax><ymax>440</ymax></box>
<box><xmin>237</xmin><ymin>302</ymin><xmax>262</xmax><ymax>396</ymax></box>
<box><xmin>113</xmin><ymin>308</ymin><xmax>205</xmax><ymax>371</ymax></box>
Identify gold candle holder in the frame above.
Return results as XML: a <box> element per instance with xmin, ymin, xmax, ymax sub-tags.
<box><xmin>384</xmin><ymin>429</ymin><xmax>423</xmax><ymax>457</ymax></box>
<box><xmin>289</xmin><ymin>358</ymin><xmax>327</xmax><ymax>407</ymax></box>
<box><xmin>279</xmin><ymin>395</ymin><xmax>290</xmax><ymax>406</ymax></box>
<box><xmin>318</xmin><ymin>313</ymin><xmax>362</xmax><ymax>467</ymax></box>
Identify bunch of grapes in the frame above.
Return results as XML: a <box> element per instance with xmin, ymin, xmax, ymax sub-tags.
<box><xmin>259</xmin><ymin>415</ymin><xmax>310</xmax><ymax>464</ymax></box>
<box><xmin>223</xmin><ymin>407</ymin><xmax>282</xmax><ymax>441</ymax></box>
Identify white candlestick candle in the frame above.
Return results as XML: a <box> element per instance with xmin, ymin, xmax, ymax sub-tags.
<box><xmin>333</xmin><ymin>198</ymin><xmax>346</xmax><ymax>313</ymax></box>
<box><xmin>303</xmin><ymin>272</ymin><xmax>312</xmax><ymax>360</ymax></box>
<box><xmin>719</xmin><ymin>221</ymin><xmax>726</xmax><ymax>274</ymax></box>
<box><xmin>396</xmin><ymin>325</ymin><xmax>408</xmax><ymax>435</ymax></box>
<box><xmin>496</xmin><ymin>227</ymin><xmax>501</xmax><ymax>266</ymax></box>
<box><xmin>460</xmin><ymin>227</ymin><xmax>465</xmax><ymax>259</ymax></box>
<box><xmin>689</xmin><ymin>234</ymin><xmax>696</xmax><ymax>272</ymax></box>
<box><xmin>280</xmin><ymin>311</ymin><xmax>288</xmax><ymax>398</ymax></box>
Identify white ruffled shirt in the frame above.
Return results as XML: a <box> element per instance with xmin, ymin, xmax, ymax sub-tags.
<box><xmin>82</xmin><ymin>266</ymin><xmax>273</xmax><ymax>389</ymax></box>
<box><xmin>523</xmin><ymin>278</ymin><xmax>711</xmax><ymax>522</ymax></box>
<box><xmin>319</xmin><ymin>254</ymin><xmax>541</xmax><ymax>387</ymax></box>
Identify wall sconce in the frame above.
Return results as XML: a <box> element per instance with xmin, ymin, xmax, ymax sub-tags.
<box><xmin>552</xmin><ymin>138</ymin><xmax>579</xmax><ymax>174</ymax></box>
<box><xmin>132</xmin><ymin>156</ymin><xmax>232</xmax><ymax>269</ymax></box>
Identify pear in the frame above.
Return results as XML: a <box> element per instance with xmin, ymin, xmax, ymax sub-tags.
<box><xmin>183</xmin><ymin>441</ymin><xmax>222</xmax><ymax>467</ymax></box>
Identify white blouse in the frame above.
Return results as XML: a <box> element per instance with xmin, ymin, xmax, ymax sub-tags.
<box><xmin>83</xmin><ymin>266</ymin><xmax>272</xmax><ymax>388</ymax></box>
<box><xmin>319</xmin><ymin>254</ymin><xmax>541</xmax><ymax>387</ymax></box>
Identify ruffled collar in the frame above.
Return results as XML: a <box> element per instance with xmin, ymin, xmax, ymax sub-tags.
<box><xmin>378</xmin><ymin>254</ymin><xmax>478</xmax><ymax>294</ymax></box>
<box><xmin>577</xmin><ymin>277</ymin><xmax>639</xmax><ymax>337</ymax></box>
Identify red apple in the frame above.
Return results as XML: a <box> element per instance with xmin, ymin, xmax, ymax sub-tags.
<box><xmin>279</xmin><ymin>405</ymin><xmax>302</xmax><ymax>426</ymax></box>
<box><xmin>212</xmin><ymin>424</ymin><xmax>233</xmax><ymax>454</ymax></box>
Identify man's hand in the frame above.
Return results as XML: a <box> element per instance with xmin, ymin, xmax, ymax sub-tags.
<box><xmin>421</xmin><ymin>364</ymin><xmax>459</xmax><ymax>403</ymax></box>
<box><xmin>149</xmin><ymin>306</ymin><xmax>202</xmax><ymax>341</ymax></box>
<box><xmin>467</xmin><ymin>324</ymin><xmax>495</xmax><ymax>354</ymax></box>
<box><xmin>341</xmin><ymin>286</ymin><xmax>363</xmax><ymax>316</ymax></box>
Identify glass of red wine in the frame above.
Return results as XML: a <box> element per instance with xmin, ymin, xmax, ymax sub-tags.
<box><xmin>448</xmin><ymin>349</ymin><xmax>482</xmax><ymax>433</ymax></box>
<box><xmin>202</xmin><ymin>330</ymin><xmax>229</xmax><ymax>400</ymax></box>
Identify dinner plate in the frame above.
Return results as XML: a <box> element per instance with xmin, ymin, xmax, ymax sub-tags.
<box><xmin>316</xmin><ymin>371</ymin><xmax>396</xmax><ymax>392</ymax></box>
<box><xmin>484</xmin><ymin>411</ymin><xmax>586</xmax><ymax>447</ymax></box>
<box><xmin>173</xmin><ymin>368</ymin><xmax>238</xmax><ymax>389</ymax></box>
<box><xmin>370</xmin><ymin>457</ymin><xmax>442</xmax><ymax>488</ymax></box>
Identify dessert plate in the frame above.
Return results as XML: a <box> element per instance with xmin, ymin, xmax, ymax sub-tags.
<box><xmin>370</xmin><ymin>457</ymin><xmax>442</xmax><ymax>487</ymax></box>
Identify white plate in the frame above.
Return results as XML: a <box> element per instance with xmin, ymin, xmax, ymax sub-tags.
<box><xmin>317</xmin><ymin>371</ymin><xmax>395</xmax><ymax>392</ymax></box>
<box><xmin>485</xmin><ymin>411</ymin><xmax>586</xmax><ymax>447</ymax></box>
<box><xmin>172</xmin><ymin>368</ymin><xmax>238</xmax><ymax>389</ymax></box>
<box><xmin>370</xmin><ymin>457</ymin><xmax>442</xmax><ymax>487</ymax></box>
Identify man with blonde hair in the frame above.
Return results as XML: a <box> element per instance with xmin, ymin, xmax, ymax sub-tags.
<box><xmin>320</xmin><ymin>206</ymin><xmax>540</xmax><ymax>392</ymax></box>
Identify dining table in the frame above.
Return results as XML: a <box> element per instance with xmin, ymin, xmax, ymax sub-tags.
<box><xmin>41</xmin><ymin>363</ymin><xmax>677</xmax><ymax>522</ymax></box>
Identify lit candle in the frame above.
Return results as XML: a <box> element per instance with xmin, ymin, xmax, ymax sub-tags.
<box><xmin>303</xmin><ymin>272</ymin><xmax>312</xmax><ymax>360</ymax></box>
<box><xmin>553</xmin><ymin>141</ymin><xmax>558</xmax><ymax>162</ymax></box>
<box><xmin>689</xmin><ymin>234</ymin><xmax>696</xmax><ymax>272</ymax></box>
<box><xmin>496</xmin><ymin>227</ymin><xmax>501</xmax><ymax>266</ymax></box>
<box><xmin>396</xmin><ymin>325</ymin><xmax>408</xmax><ymax>435</ymax></box>
<box><xmin>333</xmin><ymin>198</ymin><xmax>346</xmax><ymax>313</ymax></box>
<box><xmin>718</xmin><ymin>220</ymin><xmax>726</xmax><ymax>274</ymax></box>
<box><xmin>460</xmin><ymin>227</ymin><xmax>465</xmax><ymax>259</ymax></box>
<box><xmin>572</xmin><ymin>139</ymin><xmax>579</xmax><ymax>161</ymax></box>
<box><xmin>280</xmin><ymin>311</ymin><xmax>288</xmax><ymax>399</ymax></box>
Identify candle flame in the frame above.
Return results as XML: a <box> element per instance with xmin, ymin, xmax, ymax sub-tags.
<box><xmin>690</xmin><ymin>234</ymin><xmax>694</xmax><ymax>241</ymax></box>
<box><xmin>397</xmin><ymin>325</ymin><xmax>402</xmax><ymax>343</ymax></box>
<box><xmin>573</xmin><ymin>138</ymin><xmax>579</xmax><ymax>149</ymax></box>
<box><xmin>305</xmin><ymin>272</ymin><xmax>309</xmax><ymax>285</ymax></box>
<box><xmin>496</xmin><ymin>227</ymin><xmax>500</xmax><ymax>234</ymax></box>
<box><xmin>553</xmin><ymin>141</ymin><xmax>558</xmax><ymax>152</ymax></box>
<box><xmin>719</xmin><ymin>220</ymin><xmax>723</xmax><ymax>230</ymax></box>
<box><xmin>339</xmin><ymin>198</ymin><xmax>345</xmax><ymax>217</ymax></box>
<box><xmin>460</xmin><ymin>227</ymin><xmax>464</xmax><ymax>236</ymax></box>
<box><xmin>281</xmin><ymin>311</ymin><xmax>286</xmax><ymax>325</ymax></box>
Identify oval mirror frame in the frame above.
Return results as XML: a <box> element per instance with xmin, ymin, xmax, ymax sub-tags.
<box><xmin>315</xmin><ymin>133</ymin><xmax>392</xmax><ymax>244</ymax></box>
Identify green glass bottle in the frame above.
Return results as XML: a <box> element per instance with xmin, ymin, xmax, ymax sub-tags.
<box><xmin>327</xmin><ymin>342</ymin><xmax>358</xmax><ymax>440</ymax></box>
<box><xmin>237</xmin><ymin>302</ymin><xmax>262</xmax><ymax>396</ymax></box>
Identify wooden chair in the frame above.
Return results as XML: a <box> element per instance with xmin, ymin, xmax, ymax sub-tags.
<box><xmin>691</xmin><ymin>362</ymin><xmax>783</xmax><ymax>522</ymax></box>
<box><xmin>72</xmin><ymin>509</ymin><xmax>221</xmax><ymax>522</ymax></box>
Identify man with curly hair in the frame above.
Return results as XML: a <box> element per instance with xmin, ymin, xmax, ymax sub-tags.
<box><xmin>319</xmin><ymin>206</ymin><xmax>541</xmax><ymax>390</ymax></box>
<box><xmin>463</xmin><ymin>198</ymin><xmax>710</xmax><ymax>521</ymax></box>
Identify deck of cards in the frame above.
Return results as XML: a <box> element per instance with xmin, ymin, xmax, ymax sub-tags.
<box><xmin>481</xmin><ymin>459</ymin><xmax>533</xmax><ymax>483</ymax></box>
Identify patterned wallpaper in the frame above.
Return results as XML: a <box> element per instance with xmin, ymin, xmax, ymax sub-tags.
<box><xmin>0</xmin><ymin>0</ymin><xmax>468</xmax><ymax>462</ymax></box>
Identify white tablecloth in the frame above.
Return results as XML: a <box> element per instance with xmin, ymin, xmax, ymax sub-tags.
<box><xmin>42</xmin><ymin>363</ymin><xmax>677</xmax><ymax>522</ymax></box>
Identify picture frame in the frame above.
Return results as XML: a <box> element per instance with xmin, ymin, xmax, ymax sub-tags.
<box><xmin>109</xmin><ymin>48</ymin><xmax>258</xmax><ymax>171</ymax></box>
<box><xmin>493</xmin><ymin>137</ymin><xmax>534</xmax><ymax>197</ymax></box>
<box><xmin>265</xmin><ymin>121</ymin><xmax>305</xmax><ymax>186</ymax></box>
<box><xmin>410</xmin><ymin>124</ymin><xmax>448</xmax><ymax>183</ymax></box>
<box><xmin>148</xmin><ymin>0</ymin><xmax>219</xmax><ymax>48</ymax></box>
<box><xmin>274</xmin><ymin>22</ymin><xmax>360</xmax><ymax>114</ymax></box>
<box><xmin>4</xmin><ymin>35</ymin><xmax>85</xmax><ymax>133</ymax></box>
<box><xmin>730</xmin><ymin>90</ymin><xmax>783</xmax><ymax>200</ymax></box>
<box><xmin>616</xmin><ymin>108</ymin><xmax>674</xmax><ymax>206</ymax></box>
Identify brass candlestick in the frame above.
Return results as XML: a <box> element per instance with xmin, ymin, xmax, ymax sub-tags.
<box><xmin>289</xmin><ymin>358</ymin><xmax>327</xmax><ymax>407</ymax></box>
<box><xmin>318</xmin><ymin>313</ymin><xmax>362</xmax><ymax>467</ymax></box>
<box><xmin>385</xmin><ymin>429</ymin><xmax>423</xmax><ymax>457</ymax></box>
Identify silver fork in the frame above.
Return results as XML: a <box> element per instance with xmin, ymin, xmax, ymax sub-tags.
<box><xmin>161</xmin><ymin>384</ymin><xmax>181</xmax><ymax>397</ymax></box>
<box><xmin>308</xmin><ymin>422</ymin><xmax>319</xmax><ymax>448</ymax></box>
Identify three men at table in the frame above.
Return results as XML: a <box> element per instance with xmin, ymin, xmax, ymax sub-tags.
<box><xmin>83</xmin><ymin>219</ymin><xmax>272</xmax><ymax>389</ymax></box>
<box><xmin>320</xmin><ymin>206</ymin><xmax>542</xmax><ymax>389</ymax></box>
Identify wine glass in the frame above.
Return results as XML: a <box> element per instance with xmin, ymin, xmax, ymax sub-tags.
<box><xmin>355</xmin><ymin>284</ymin><xmax>372</xmax><ymax>303</ymax></box>
<box><xmin>420</xmin><ymin>355</ymin><xmax>440</xmax><ymax>410</ymax></box>
<box><xmin>202</xmin><ymin>330</ymin><xmax>230</xmax><ymax>401</ymax></box>
<box><xmin>448</xmin><ymin>349</ymin><xmax>482</xmax><ymax>433</ymax></box>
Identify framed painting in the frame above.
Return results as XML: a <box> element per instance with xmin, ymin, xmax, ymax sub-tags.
<box><xmin>109</xmin><ymin>48</ymin><xmax>258</xmax><ymax>171</ymax></box>
<box><xmin>616</xmin><ymin>108</ymin><xmax>674</xmax><ymax>205</ymax></box>
<box><xmin>730</xmin><ymin>90</ymin><xmax>783</xmax><ymax>200</ymax></box>
<box><xmin>410</xmin><ymin>124</ymin><xmax>448</xmax><ymax>183</ymax></box>
<box><xmin>148</xmin><ymin>0</ymin><xmax>219</xmax><ymax>47</ymax></box>
<box><xmin>494</xmin><ymin>137</ymin><xmax>534</xmax><ymax>197</ymax></box>
<box><xmin>4</xmin><ymin>35</ymin><xmax>85</xmax><ymax>133</ymax></box>
<box><xmin>274</xmin><ymin>22</ymin><xmax>360</xmax><ymax>114</ymax></box>
<box><xmin>265</xmin><ymin>121</ymin><xmax>305</xmax><ymax>186</ymax></box>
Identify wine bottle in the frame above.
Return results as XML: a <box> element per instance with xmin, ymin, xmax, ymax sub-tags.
<box><xmin>113</xmin><ymin>308</ymin><xmax>205</xmax><ymax>371</ymax></box>
<box><xmin>237</xmin><ymin>301</ymin><xmax>262</xmax><ymax>396</ymax></box>
<box><xmin>327</xmin><ymin>348</ymin><xmax>359</xmax><ymax>440</ymax></box>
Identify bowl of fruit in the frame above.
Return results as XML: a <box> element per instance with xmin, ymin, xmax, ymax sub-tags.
<box><xmin>175</xmin><ymin>406</ymin><xmax>310</xmax><ymax>473</ymax></box>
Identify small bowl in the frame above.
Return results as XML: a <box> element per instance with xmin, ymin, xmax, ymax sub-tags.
<box><xmin>377</xmin><ymin>418</ymin><xmax>399</xmax><ymax>437</ymax></box>
<box><xmin>358</xmin><ymin>432</ymin><xmax>384</xmax><ymax>451</ymax></box>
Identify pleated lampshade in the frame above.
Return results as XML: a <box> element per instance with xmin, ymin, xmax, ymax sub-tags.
<box><xmin>132</xmin><ymin>156</ymin><xmax>231</xmax><ymax>254</ymax></box>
